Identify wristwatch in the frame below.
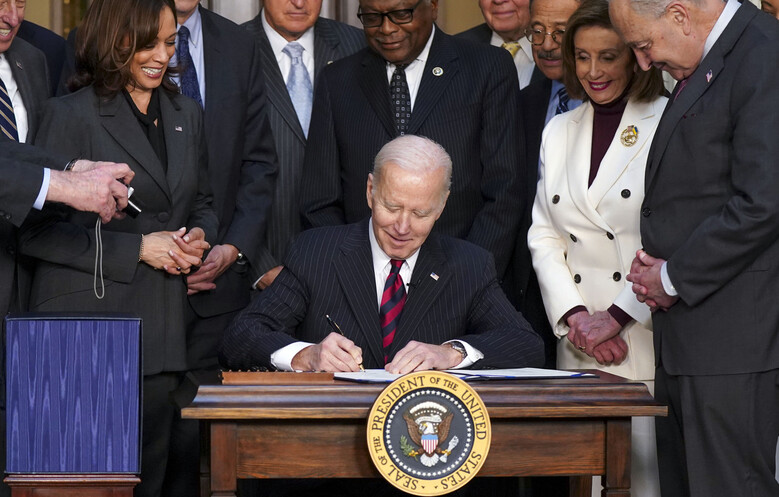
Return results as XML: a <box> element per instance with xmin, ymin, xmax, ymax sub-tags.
<box><xmin>447</xmin><ymin>341</ymin><xmax>467</xmax><ymax>361</ymax></box>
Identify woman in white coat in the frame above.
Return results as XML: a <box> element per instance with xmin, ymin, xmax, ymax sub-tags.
<box><xmin>527</xmin><ymin>0</ymin><xmax>667</xmax><ymax>494</ymax></box>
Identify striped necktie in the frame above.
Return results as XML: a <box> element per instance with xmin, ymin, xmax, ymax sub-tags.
<box><xmin>176</xmin><ymin>26</ymin><xmax>203</xmax><ymax>108</ymax></box>
<box><xmin>380</xmin><ymin>259</ymin><xmax>406</xmax><ymax>364</ymax></box>
<box><xmin>0</xmin><ymin>77</ymin><xmax>19</xmax><ymax>141</ymax></box>
<box><xmin>555</xmin><ymin>86</ymin><xmax>570</xmax><ymax>115</ymax></box>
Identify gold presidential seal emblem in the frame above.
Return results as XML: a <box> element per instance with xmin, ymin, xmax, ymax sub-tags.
<box><xmin>367</xmin><ymin>371</ymin><xmax>491</xmax><ymax>496</ymax></box>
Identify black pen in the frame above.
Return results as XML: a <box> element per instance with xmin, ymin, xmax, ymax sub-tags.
<box><xmin>324</xmin><ymin>314</ymin><xmax>364</xmax><ymax>371</ymax></box>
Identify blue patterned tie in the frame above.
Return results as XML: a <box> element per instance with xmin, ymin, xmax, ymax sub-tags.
<box><xmin>390</xmin><ymin>64</ymin><xmax>411</xmax><ymax>136</ymax></box>
<box><xmin>282</xmin><ymin>42</ymin><xmax>313</xmax><ymax>137</ymax></box>
<box><xmin>555</xmin><ymin>86</ymin><xmax>570</xmax><ymax>115</ymax></box>
<box><xmin>176</xmin><ymin>26</ymin><xmax>203</xmax><ymax>108</ymax></box>
<box><xmin>0</xmin><ymin>77</ymin><xmax>19</xmax><ymax>141</ymax></box>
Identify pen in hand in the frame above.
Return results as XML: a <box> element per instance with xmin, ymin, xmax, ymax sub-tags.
<box><xmin>324</xmin><ymin>314</ymin><xmax>364</xmax><ymax>371</ymax></box>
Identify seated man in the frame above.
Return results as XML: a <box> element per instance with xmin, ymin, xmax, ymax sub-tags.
<box><xmin>220</xmin><ymin>135</ymin><xmax>543</xmax><ymax>373</ymax></box>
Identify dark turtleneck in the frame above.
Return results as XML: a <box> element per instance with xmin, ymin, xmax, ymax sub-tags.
<box><xmin>589</xmin><ymin>87</ymin><xmax>630</xmax><ymax>187</ymax></box>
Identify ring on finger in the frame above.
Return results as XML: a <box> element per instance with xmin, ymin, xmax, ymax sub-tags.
<box><xmin>176</xmin><ymin>266</ymin><xmax>182</xmax><ymax>272</ymax></box>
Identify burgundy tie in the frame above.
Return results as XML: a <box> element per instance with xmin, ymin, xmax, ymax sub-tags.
<box><xmin>380</xmin><ymin>259</ymin><xmax>406</xmax><ymax>364</ymax></box>
<box><xmin>673</xmin><ymin>77</ymin><xmax>689</xmax><ymax>102</ymax></box>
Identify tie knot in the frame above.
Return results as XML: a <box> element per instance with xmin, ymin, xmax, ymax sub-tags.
<box><xmin>501</xmin><ymin>41</ymin><xmax>520</xmax><ymax>58</ymax></box>
<box><xmin>557</xmin><ymin>86</ymin><xmax>568</xmax><ymax>101</ymax></box>
<box><xmin>390</xmin><ymin>259</ymin><xmax>404</xmax><ymax>271</ymax></box>
<box><xmin>283</xmin><ymin>42</ymin><xmax>305</xmax><ymax>60</ymax></box>
<box><xmin>178</xmin><ymin>26</ymin><xmax>190</xmax><ymax>43</ymax></box>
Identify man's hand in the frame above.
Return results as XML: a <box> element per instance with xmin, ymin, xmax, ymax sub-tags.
<box><xmin>256</xmin><ymin>265</ymin><xmax>283</xmax><ymax>290</ymax></box>
<box><xmin>186</xmin><ymin>244</ymin><xmax>239</xmax><ymax>295</ymax></box>
<box><xmin>140</xmin><ymin>227</ymin><xmax>210</xmax><ymax>275</ymax></box>
<box><xmin>626</xmin><ymin>250</ymin><xmax>680</xmax><ymax>311</ymax></box>
<box><xmin>385</xmin><ymin>341</ymin><xmax>462</xmax><ymax>374</ymax></box>
<box><xmin>567</xmin><ymin>310</ymin><xmax>622</xmax><ymax>356</ymax></box>
<box><xmin>592</xmin><ymin>336</ymin><xmax>629</xmax><ymax>366</ymax></box>
<box><xmin>290</xmin><ymin>332</ymin><xmax>363</xmax><ymax>372</ymax></box>
<box><xmin>48</xmin><ymin>162</ymin><xmax>135</xmax><ymax>223</ymax></box>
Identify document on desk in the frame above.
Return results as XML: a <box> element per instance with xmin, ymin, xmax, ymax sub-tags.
<box><xmin>334</xmin><ymin>368</ymin><xmax>597</xmax><ymax>383</ymax></box>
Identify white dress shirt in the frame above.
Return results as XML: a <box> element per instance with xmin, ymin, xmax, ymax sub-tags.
<box><xmin>261</xmin><ymin>9</ymin><xmax>316</xmax><ymax>86</ymax></box>
<box><xmin>270</xmin><ymin>220</ymin><xmax>483</xmax><ymax>370</ymax></box>
<box><xmin>489</xmin><ymin>31</ymin><xmax>535</xmax><ymax>89</ymax></box>
<box><xmin>384</xmin><ymin>26</ymin><xmax>436</xmax><ymax>111</ymax></box>
<box><xmin>173</xmin><ymin>8</ymin><xmax>206</xmax><ymax>107</ymax></box>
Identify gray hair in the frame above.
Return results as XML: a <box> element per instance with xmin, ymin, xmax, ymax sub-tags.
<box><xmin>615</xmin><ymin>0</ymin><xmax>704</xmax><ymax>17</ymax></box>
<box><xmin>372</xmin><ymin>135</ymin><xmax>452</xmax><ymax>200</ymax></box>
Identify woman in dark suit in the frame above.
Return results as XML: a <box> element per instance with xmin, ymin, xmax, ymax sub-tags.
<box><xmin>20</xmin><ymin>0</ymin><xmax>217</xmax><ymax>495</ymax></box>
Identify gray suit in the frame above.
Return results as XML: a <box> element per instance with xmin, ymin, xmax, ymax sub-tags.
<box><xmin>640</xmin><ymin>3</ymin><xmax>779</xmax><ymax>496</ymax></box>
<box><xmin>242</xmin><ymin>15</ymin><xmax>365</xmax><ymax>275</ymax></box>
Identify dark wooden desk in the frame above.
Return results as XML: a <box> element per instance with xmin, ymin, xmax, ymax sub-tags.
<box><xmin>182</xmin><ymin>371</ymin><xmax>665</xmax><ymax>497</ymax></box>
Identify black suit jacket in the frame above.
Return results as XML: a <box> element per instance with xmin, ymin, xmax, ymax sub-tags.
<box><xmin>300</xmin><ymin>28</ymin><xmax>524</xmax><ymax>276</ymax></box>
<box><xmin>243</xmin><ymin>15</ymin><xmax>364</xmax><ymax>275</ymax></box>
<box><xmin>220</xmin><ymin>220</ymin><xmax>544</xmax><ymax>370</ymax></box>
<box><xmin>185</xmin><ymin>7</ymin><xmax>278</xmax><ymax>319</ymax></box>
<box><xmin>4</xmin><ymin>37</ymin><xmax>51</xmax><ymax>141</ymax></box>
<box><xmin>0</xmin><ymin>38</ymin><xmax>52</xmax><ymax>316</ymax></box>
<box><xmin>23</xmin><ymin>87</ymin><xmax>218</xmax><ymax>376</ymax></box>
<box><xmin>455</xmin><ymin>22</ymin><xmax>545</xmax><ymax>86</ymax></box>
<box><xmin>16</xmin><ymin>20</ymin><xmax>66</xmax><ymax>94</ymax></box>
<box><xmin>642</xmin><ymin>1</ymin><xmax>779</xmax><ymax>375</ymax></box>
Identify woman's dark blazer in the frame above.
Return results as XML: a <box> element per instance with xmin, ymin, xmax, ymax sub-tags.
<box><xmin>21</xmin><ymin>85</ymin><xmax>218</xmax><ymax>376</ymax></box>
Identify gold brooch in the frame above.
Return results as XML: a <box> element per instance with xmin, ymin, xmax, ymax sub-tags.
<box><xmin>620</xmin><ymin>125</ymin><xmax>639</xmax><ymax>147</ymax></box>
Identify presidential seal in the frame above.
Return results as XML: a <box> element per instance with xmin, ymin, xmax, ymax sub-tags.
<box><xmin>367</xmin><ymin>371</ymin><xmax>491</xmax><ymax>496</ymax></box>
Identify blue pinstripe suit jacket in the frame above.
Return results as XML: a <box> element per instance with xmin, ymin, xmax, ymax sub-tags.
<box><xmin>220</xmin><ymin>219</ymin><xmax>544</xmax><ymax>370</ymax></box>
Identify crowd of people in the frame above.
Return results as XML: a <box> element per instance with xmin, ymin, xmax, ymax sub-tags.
<box><xmin>1</xmin><ymin>1</ymin><xmax>778</xmax><ymax>497</ymax></box>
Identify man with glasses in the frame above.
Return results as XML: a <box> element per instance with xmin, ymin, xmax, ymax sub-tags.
<box><xmin>457</xmin><ymin>0</ymin><xmax>542</xmax><ymax>89</ymax></box>
<box><xmin>300</xmin><ymin>0</ymin><xmax>523</xmax><ymax>284</ymax></box>
<box><xmin>505</xmin><ymin>0</ymin><xmax>581</xmax><ymax>368</ymax></box>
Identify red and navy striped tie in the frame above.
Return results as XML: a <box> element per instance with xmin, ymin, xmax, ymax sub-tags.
<box><xmin>380</xmin><ymin>259</ymin><xmax>406</xmax><ymax>364</ymax></box>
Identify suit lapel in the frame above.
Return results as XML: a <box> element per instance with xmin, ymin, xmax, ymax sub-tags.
<box><xmin>646</xmin><ymin>2</ymin><xmax>754</xmax><ymax>191</ymax></box>
<box><xmin>254</xmin><ymin>20</ymin><xmax>307</xmax><ymax>143</ymax></box>
<box><xmin>408</xmin><ymin>30</ymin><xmax>458</xmax><ymax>135</ymax></box>
<box><xmin>390</xmin><ymin>235</ymin><xmax>448</xmax><ymax>357</ymax></box>
<box><xmin>160</xmin><ymin>92</ymin><xmax>186</xmax><ymax>195</ymax></box>
<box><xmin>200</xmin><ymin>8</ymin><xmax>224</xmax><ymax>137</ymax></box>
<box><xmin>588</xmin><ymin>98</ymin><xmax>661</xmax><ymax>209</ymax></box>
<box><xmin>99</xmin><ymin>94</ymin><xmax>172</xmax><ymax>202</ymax></box>
<box><xmin>358</xmin><ymin>50</ymin><xmax>397</xmax><ymax>137</ymax></box>
<box><xmin>313</xmin><ymin>18</ymin><xmax>340</xmax><ymax>83</ymax></box>
<box><xmin>334</xmin><ymin>222</ymin><xmax>384</xmax><ymax>366</ymax></box>
<box><xmin>564</xmin><ymin>104</ymin><xmax>610</xmax><ymax>230</ymax></box>
<box><xmin>6</xmin><ymin>46</ymin><xmax>38</xmax><ymax>135</ymax></box>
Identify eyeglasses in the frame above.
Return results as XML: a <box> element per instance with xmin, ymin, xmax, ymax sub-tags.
<box><xmin>357</xmin><ymin>0</ymin><xmax>424</xmax><ymax>28</ymax></box>
<box><xmin>525</xmin><ymin>27</ymin><xmax>566</xmax><ymax>46</ymax></box>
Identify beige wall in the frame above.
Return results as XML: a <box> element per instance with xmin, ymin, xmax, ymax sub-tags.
<box><xmin>25</xmin><ymin>0</ymin><xmax>51</xmax><ymax>26</ymax></box>
<box><xmin>438</xmin><ymin>0</ymin><xmax>485</xmax><ymax>35</ymax></box>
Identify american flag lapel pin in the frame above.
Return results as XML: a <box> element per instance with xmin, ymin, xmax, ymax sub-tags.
<box><xmin>706</xmin><ymin>70</ymin><xmax>713</xmax><ymax>83</ymax></box>
<box><xmin>175</xmin><ymin>125</ymin><xmax>183</xmax><ymax>132</ymax></box>
<box><xmin>430</xmin><ymin>272</ymin><xmax>439</xmax><ymax>281</ymax></box>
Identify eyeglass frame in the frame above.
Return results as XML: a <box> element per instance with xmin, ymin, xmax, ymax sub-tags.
<box><xmin>525</xmin><ymin>27</ymin><xmax>566</xmax><ymax>46</ymax></box>
<box><xmin>356</xmin><ymin>0</ymin><xmax>425</xmax><ymax>28</ymax></box>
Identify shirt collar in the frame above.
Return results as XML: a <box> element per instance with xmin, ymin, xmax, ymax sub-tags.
<box><xmin>368</xmin><ymin>217</ymin><xmax>421</xmax><ymax>275</ymax></box>
<box><xmin>179</xmin><ymin>7</ymin><xmax>202</xmax><ymax>48</ymax></box>
<box><xmin>702</xmin><ymin>0</ymin><xmax>740</xmax><ymax>61</ymax></box>
<box><xmin>489</xmin><ymin>30</ymin><xmax>533</xmax><ymax>60</ymax></box>
<box><xmin>387</xmin><ymin>24</ymin><xmax>435</xmax><ymax>70</ymax></box>
<box><xmin>261</xmin><ymin>8</ymin><xmax>316</xmax><ymax>62</ymax></box>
